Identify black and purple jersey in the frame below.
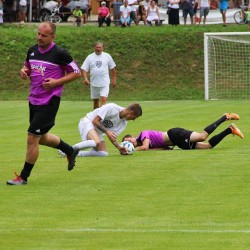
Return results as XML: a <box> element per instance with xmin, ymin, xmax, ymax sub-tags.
<box><xmin>136</xmin><ymin>130</ymin><xmax>171</xmax><ymax>150</ymax></box>
<box><xmin>24</xmin><ymin>42</ymin><xmax>80</xmax><ymax>105</ymax></box>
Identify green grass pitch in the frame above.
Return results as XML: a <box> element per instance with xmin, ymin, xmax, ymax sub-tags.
<box><xmin>1</xmin><ymin>100</ymin><xmax>250</xmax><ymax>249</ymax></box>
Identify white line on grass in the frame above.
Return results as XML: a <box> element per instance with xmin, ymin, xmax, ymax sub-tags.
<box><xmin>1</xmin><ymin>228</ymin><xmax>250</xmax><ymax>234</ymax></box>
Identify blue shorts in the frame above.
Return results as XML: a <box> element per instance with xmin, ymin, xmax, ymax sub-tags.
<box><xmin>120</xmin><ymin>16</ymin><xmax>130</xmax><ymax>24</ymax></box>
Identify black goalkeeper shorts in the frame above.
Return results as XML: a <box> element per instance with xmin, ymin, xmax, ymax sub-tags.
<box><xmin>167</xmin><ymin>127</ymin><xmax>197</xmax><ymax>150</ymax></box>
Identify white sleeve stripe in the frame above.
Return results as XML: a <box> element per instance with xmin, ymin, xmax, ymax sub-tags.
<box><xmin>69</xmin><ymin>61</ymin><xmax>80</xmax><ymax>73</ymax></box>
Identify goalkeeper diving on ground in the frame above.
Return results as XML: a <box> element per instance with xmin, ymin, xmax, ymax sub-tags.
<box><xmin>58</xmin><ymin>113</ymin><xmax>243</xmax><ymax>156</ymax></box>
<box><xmin>122</xmin><ymin>113</ymin><xmax>243</xmax><ymax>151</ymax></box>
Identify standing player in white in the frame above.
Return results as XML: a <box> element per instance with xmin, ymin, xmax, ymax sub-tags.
<box><xmin>58</xmin><ymin>103</ymin><xmax>142</xmax><ymax>159</ymax></box>
<box><xmin>81</xmin><ymin>42</ymin><xmax>117</xmax><ymax>110</ymax></box>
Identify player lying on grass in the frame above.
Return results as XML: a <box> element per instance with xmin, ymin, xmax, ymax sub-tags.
<box><xmin>121</xmin><ymin>113</ymin><xmax>243</xmax><ymax>151</ymax></box>
<box><xmin>58</xmin><ymin>103</ymin><xmax>142</xmax><ymax>160</ymax></box>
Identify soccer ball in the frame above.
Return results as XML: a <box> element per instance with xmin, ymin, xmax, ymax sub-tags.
<box><xmin>120</xmin><ymin>141</ymin><xmax>135</xmax><ymax>155</ymax></box>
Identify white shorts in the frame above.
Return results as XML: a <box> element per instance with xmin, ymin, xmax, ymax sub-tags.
<box><xmin>147</xmin><ymin>15</ymin><xmax>159</xmax><ymax>22</ymax></box>
<box><xmin>91</xmin><ymin>85</ymin><xmax>109</xmax><ymax>99</ymax></box>
<box><xmin>78</xmin><ymin>117</ymin><xmax>104</xmax><ymax>141</ymax></box>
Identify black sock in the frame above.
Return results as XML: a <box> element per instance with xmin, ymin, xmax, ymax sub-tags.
<box><xmin>56</xmin><ymin>139</ymin><xmax>73</xmax><ymax>156</ymax></box>
<box><xmin>204</xmin><ymin>115</ymin><xmax>227</xmax><ymax>134</ymax></box>
<box><xmin>20</xmin><ymin>162</ymin><xmax>34</xmax><ymax>181</ymax></box>
<box><xmin>208</xmin><ymin>128</ymin><xmax>231</xmax><ymax>148</ymax></box>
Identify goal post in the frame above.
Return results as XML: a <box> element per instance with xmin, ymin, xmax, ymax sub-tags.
<box><xmin>204</xmin><ymin>32</ymin><xmax>250</xmax><ymax>100</ymax></box>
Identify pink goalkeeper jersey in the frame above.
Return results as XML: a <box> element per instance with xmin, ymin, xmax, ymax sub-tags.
<box><xmin>136</xmin><ymin>130</ymin><xmax>171</xmax><ymax>150</ymax></box>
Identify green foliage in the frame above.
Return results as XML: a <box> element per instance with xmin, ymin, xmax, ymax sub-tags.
<box><xmin>0</xmin><ymin>24</ymin><xmax>247</xmax><ymax>100</ymax></box>
<box><xmin>1</xmin><ymin>100</ymin><xmax>250</xmax><ymax>249</ymax></box>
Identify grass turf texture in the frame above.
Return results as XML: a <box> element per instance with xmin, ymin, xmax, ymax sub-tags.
<box><xmin>0</xmin><ymin>24</ymin><xmax>249</xmax><ymax>101</ymax></box>
<box><xmin>1</xmin><ymin>100</ymin><xmax>250</xmax><ymax>249</ymax></box>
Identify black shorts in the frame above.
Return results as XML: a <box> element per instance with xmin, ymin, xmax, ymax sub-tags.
<box><xmin>81</xmin><ymin>8</ymin><xmax>87</xmax><ymax>14</ymax></box>
<box><xmin>167</xmin><ymin>127</ymin><xmax>196</xmax><ymax>150</ymax></box>
<box><xmin>28</xmin><ymin>96</ymin><xmax>60</xmax><ymax>136</ymax></box>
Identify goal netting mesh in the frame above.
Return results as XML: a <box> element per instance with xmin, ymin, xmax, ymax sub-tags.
<box><xmin>204</xmin><ymin>32</ymin><xmax>250</xmax><ymax>100</ymax></box>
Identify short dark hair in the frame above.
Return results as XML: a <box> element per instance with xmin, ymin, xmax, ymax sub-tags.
<box><xmin>127</xmin><ymin>103</ymin><xmax>142</xmax><ymax>117</ymax></box>
<box><xmin>122</xmin><ymin>134</ymin><xmax>132</xmax><ymax>142</ymax></box>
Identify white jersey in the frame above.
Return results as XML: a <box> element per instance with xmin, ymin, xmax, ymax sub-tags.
<box><xmin>128</xmin><ymin>0</ymin><xmax>137</xmax><ymax>12</ymax></box>
<box><xmin>120</xmin><ymin>5</ymin><xmax>132</xmax><ymax>18</ymax></box>
<box><xmin>85</xmin><ymin>103</ymin><xmax>128</xmax><ymax>136</ymax></box>
<box><xmin>81</xmin><ymin>52</ymin><xmax>116</xmax><ymax>87</ymax></box>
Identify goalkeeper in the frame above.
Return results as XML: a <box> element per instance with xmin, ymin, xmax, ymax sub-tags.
<box><xmin>122</xmin><ymin>113</ymin><xmax>243</xmax><ymax>151</ymax></box>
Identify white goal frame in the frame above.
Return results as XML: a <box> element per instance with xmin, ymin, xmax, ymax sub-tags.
<box><xmin>204</xmin><ymin>32</ymin><xmax>250</xmax><ymax>100</ymax></box>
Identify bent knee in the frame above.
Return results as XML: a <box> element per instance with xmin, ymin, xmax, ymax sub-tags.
<box><xmin>199</xmin><ymin>131</ymin><xmax>209</xmax><ymax>141</ymax></box>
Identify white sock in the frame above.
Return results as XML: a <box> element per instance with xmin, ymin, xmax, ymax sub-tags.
<box><xmin>73</xmin><ymin>140</ymin><xmax>96</xmax><ymax>150</ymax></box>
<box><xmin>78</xmin><ymin>150</ymin><xmax>108</xmax><ymax>157</ymax></box>
<box><xmin>57</xmin><ymin>140</ymin><xmax>96</xmax><ymax>158</ymax></box>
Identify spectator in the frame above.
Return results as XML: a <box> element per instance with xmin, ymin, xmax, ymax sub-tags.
<box><xmin>3</xmin><ymin>0</ymin><xmax>14</xmax><ymax>21</ymax></box>
<box><xmin>98</xmin><ymin>1</ymin><xmax>111</xmax><ymax>27</ymax></box>
<box><xmin>128</xmin><ymin>0</ymin><xmax>137</xmax><ymax>25</ymax></box>
<box><xmin>97</xmin><ymin>0</ymin><xmax>113</xmax><ymax>9</ymax></box>
<box><xmin>87</xmin><ymin>0</ymin><xmax>92</xmax><ymax>20</ymax></box>
<box><xmin>136</xmin><ymin>1</ymin><xmax>146</xmax><ymax>25</ymax></box>
<box><xmin>79</xmin><ymin>0</ymin><xmax>90</xmax><ymax>24</ymax></box>
<box><xmin>198</xmin><ymin>0</ymin><xmax>210</xmax><ymax>26</ymax></box>
<box><xmin>146</xmin><ymin>0</ymin><xmax>160</xmax><ymax>26</ymax></box>
<box><xmin>58</xmin><ymin>0</ymin><xmax>72</xmax><ymax>22</ymax></box>
<box><xmin>81</xmin><ymin>42</ymin><xmax>117</xmax><ymax>109</ymax></box>
<box><xmin>168</xmin><ymin>0</ymin><xmax>180</xmax><ymax>25</ymax></box>
<box><xmin>120</xmin><ymin>0</ymin><xmax>131</xmax><ymax>27</ymax></box>
<box><xmin>18</xmin><ymin>0</ymin><xmax>27</xmax><ymax>23</ymax></box>
<box><xmin>193</xmin><ymin>0</ymin><xmax>199</xmax><ymax>24</ymax></box>
<box><xmin>73</xmin><ymin>5</ymin><xmax>83</xmax><ymax>26</ymax></box>
<box><xmin>219</xmin><ymin>0</ymin><xmax>228</xmax><ymax>26</ymax></box>
<box><xmin>142</xmin><ymin>0</ymin><xmax>151</xmax><ymax>11</ymax></box>
<box><xmin>0</xmin><ymin>0</ymin><xmax>3</xmax><ymax>24</ymax></box>
<box><xmin>182</xmin><ymin>0</ymin><xmax>194</xmax><ymax>25</ymax></box>
<box><xmin>246</xmin><ymin>6</ymin><xmax>250</xmax><ymax>31</ymax></box>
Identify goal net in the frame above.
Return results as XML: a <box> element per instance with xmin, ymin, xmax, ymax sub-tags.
<box><xmin>204</xmin><ymin>32</ymin><xmax>250</xmax><ymax>100</ymax></box>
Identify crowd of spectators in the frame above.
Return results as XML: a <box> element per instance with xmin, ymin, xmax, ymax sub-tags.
<box><xmin>0</xmin><ymin>0</ymin><xmax>72</xmax><ymax>23</ymax></box>
<box><xmin>0</xmin><ymin>0</ymin><xmax>247</xmax><ymax>25</ymax></box>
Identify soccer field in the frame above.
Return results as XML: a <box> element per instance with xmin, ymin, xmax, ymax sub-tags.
<box><xmin>1</xmin><ymin>100</ymin><xmax>249</xmax><ymax>249</ymax></box>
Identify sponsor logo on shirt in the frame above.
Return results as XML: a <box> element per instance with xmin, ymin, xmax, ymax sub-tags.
<box><xmin>95</xmin><ymin>61</ymin><xmax>102</xmax><ymax>68</ymax></box>
<box><xmin>31</xmin><ymin>63</ymin><xmax>46</xmax><ymax>77</ymax></box>
<box><xmin>102</xmin><ymin>119</ymin><xmax>113</xmax><ymax>128</ymax></box>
